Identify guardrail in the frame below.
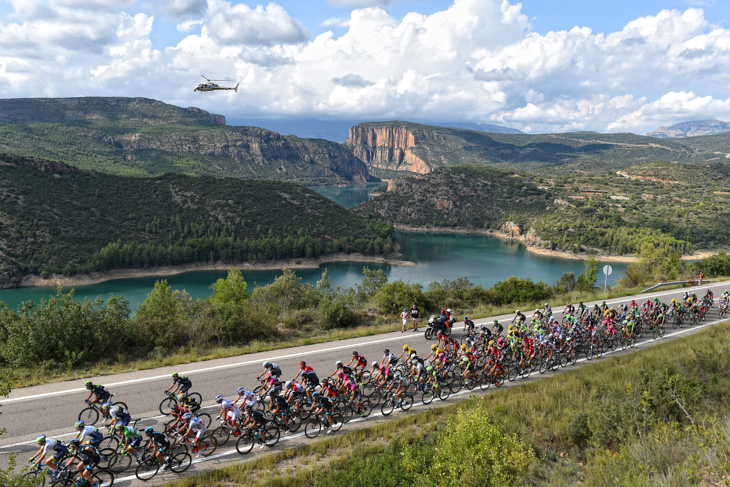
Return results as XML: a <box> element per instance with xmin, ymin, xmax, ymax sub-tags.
<box><xmin>642</xmin><ymin>280</ymin><xmax>711</xmax><ymax>294</ymax></box>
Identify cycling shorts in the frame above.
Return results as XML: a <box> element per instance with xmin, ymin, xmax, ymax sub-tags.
<box><xmin>85</xmin><ymin>432</ymin><xmax>103</xmax><ymax>448</ymax></box>
<box><xmin>80</xmin><ymin>453</ymin><xmax>100</xmax><ymax>468</ymax></box>
<box><xmin>128</xmin><ymin>437</ymin><xmax>141</xmax><ymax>449</ymax></box>
<box><xmin>116</xmin><ymin>413</ymin><xmax>131</xmax><ymax>427</ymax></box>
<box><xmin>53</xmin><ymin>448</ymin><xmax>69</xmax><ymax>462</ymax></box>
<box><xmin>178</xmin><ymin>382</ymin><xmax>192</xmax><ymax>393</ymax></box>
<box><xmin>227</xmin><ymin>408</ymin><xmax>241</xmax><ymax>422</ymax></box>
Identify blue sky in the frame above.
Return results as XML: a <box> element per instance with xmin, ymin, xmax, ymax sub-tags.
<box><xmin>1</xmin><ymin>0</ymin><xmax>730</xmax><ymax>133</ymax></box>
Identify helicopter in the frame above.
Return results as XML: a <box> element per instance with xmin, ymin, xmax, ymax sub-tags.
<box><xmin>194</xmin><ymin>75</ymin><xmax>239</xmax><ymax>93</ymax></box>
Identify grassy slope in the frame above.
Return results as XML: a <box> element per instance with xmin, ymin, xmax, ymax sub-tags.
<box><xmin>164</xmin><ymin>322</ymin><xmax>730</xmax><ymax>487</ymax></box>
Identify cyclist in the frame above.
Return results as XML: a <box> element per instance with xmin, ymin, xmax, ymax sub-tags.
<box><xmin>347</xmin><ymin>351</ymin><xmax>368</xmax><ymax>379</ymax></box>
<box><xmin>284</xmin><ymin>380</ymin><xmax>308</xmax><ymax>413</ymax></box>
<box><xmin>64</xmin><ymin>438</ymin><xmax>100</xmax><ymax>487</ymax></box>
<box><xmin>83</xmin><ymin>381</ymin><xmax>110</xmax><ymax>406</ymax></box>
<box><xmin>74</xmin><ymin>421</ymin><xmax>104</xmax><ymax>448</ymax></box>
<box><xmin>397</xmin><ymin>344</ymin><xmax>415</xmax><ymax>363</ymax></box>
<box><xmin>143</xmin><ymin>426</ymin><xmax>172</xmax><ymax>470</ymax></box>
<box><xmin>29</xmin><ymin>435</ymin><xmax>68</xmax><ymax>480</ymax></box>
<box><xmin>463</xmin><ymin>316</ymin><xmax>475</xmax><ymax>334</ymax></box>
<box><xmin>262</xmin><ymin>373</ymin><xmax>284</xmax><ymax>399</ymax></box>
<box><xmin>233</xmin><ymin>387</ymin><xmax>257</xmax><ymax>410</ymax></box>
<box><xmin>259</xmin><ymin>361</ymin><xmax>283</xmax><ymax>379</ymax></box>
<box><xmin>512</xmin><ymin>310</ymin><xmax>526</xmax><ymax>326</ymax></box>
<box><xmin>311</xmin><ymin>393</ymin><xmax>335</xmax><ymax>434</ymax></box>
<box><xmin>167</xmin><ymin>373</ymin><xmax>192</xmax><ymax>398</ymax></box>
<box><xmin>493</xmin><ymin>319</ymin><xmax>503</xmax><ymax>336</ymax></box>
<box><xmin>380</xmin><ymin>348</ymin><xmax>398</xmax><ymax>367</ymax></box>
<box><xmin>101</xmin><ymin>402</ymin><xmax>131</xmax><ymax>430</ymax></box>
<box><xmin>341</xmin><ymin>375</ymin><xmax>366</xmax><ymax>416</ymax></box>
<box><xmin>118</xmin><ymin>424</ymin><xmax>143</xmax><ymax>457</ymax></box>
<box><xmin>269</xmin><ymin>392</ymin><xmax>292</xmax><ymax>433</ymax></box>
<box><xmin>372</xmin><ymin>363</ymin><xmax>391</xmax><ymax>386</ymax></box>
<box><xmin>241</xmin><ymin>404</ymin><xmax>270</xmax><ymax>447</ymax></box>
<box><xmin>215</xmin><ymin>394</ymin><xmax>242</xmax><ymax>430</ymax></box>
<box><xmin>177</xmin><ymin>412</ymin><xmax>207</xmax><ymax>458</ymax></box>
<box><xmin>389</xmin><ymin>372</ymin><xmax>409</xmax><ymax>404</ymax></box>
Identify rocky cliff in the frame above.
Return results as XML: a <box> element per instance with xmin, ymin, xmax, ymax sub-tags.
<box><xmin>347</xmin><ymin>124</ymin><xmax>430</xmax><ymax>174</ymax></box>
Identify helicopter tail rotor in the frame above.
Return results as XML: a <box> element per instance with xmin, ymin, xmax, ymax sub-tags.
<box><xmin>234</xmin><ymin>83</ymin><xmax>239</xmax><ymax>93</ymax></box>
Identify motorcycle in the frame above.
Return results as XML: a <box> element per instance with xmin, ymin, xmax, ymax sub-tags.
<box><xmin>425</xmin><ymin>315</ymin><xmax>452</xmax><ymax>340</ymax></box>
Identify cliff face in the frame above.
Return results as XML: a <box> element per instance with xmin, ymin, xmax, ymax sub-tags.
<box><xmin>347</xmin><ymin>125</ymin><xmax>430</xmax><ymax>174</ymax></box>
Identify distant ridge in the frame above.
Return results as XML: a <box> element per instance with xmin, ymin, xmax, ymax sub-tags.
<box><xmin>646</xmin><ymin>119</ymin><xmax>730</xmax><ymax>138</ymax></box>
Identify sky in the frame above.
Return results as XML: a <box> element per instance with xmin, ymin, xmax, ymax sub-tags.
<box><xmin>1</xmin><ymin>0</ymin><xmax>730</xmax><ymax>134</ymax></box>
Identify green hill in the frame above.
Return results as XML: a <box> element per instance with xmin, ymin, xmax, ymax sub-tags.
<box><xmin>0</xmin><ymin>98</ymin><xmax>376</xmax><ymax>184</ymax></box>
<box><xmin>354</xmin><ymin>164</ymin><xmax>730</xmax><ymax>256</ymax></box>
<box><xmin>0</xmin><ymin>154</ymin><xmax>393</xmax><ymax>288</ymax></box>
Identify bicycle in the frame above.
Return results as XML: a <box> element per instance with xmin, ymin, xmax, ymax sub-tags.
<box><xmin>78</xmin><ymin>394</ymin><xmax>127</xmax><ymax>425</ymax></box>
<box><xmin>158</xmin><ymin>390</ymin><xmax>203</xmax><ymax>415</ymax></box>
<box><xmin>235</xmin><ymin>424</ymin><xmax>281</xmax><ymax>454</ymax></box>
<box><xmin>23</xmin><ymin>462</ymin><xmax>71</xmax><ymax>486</ymax></box>
<box><xmin>178</xmin><ymin>433</ymin><xmax>218</xmax><ymax>458</ymax></box>
<box><xmin>381</xmin><ymin>391</ymin><xmax>414</xmax><ymax>416</ymax></box>
<box><xmin>50</xmin><ymin>466</ymin><xmax>114</xmax><ymax>487</ymax></box>
<box><xmin>303</xmin><ymin>411</ymin><xmax>343</xmax><ymax>439</ymax></box>
<box><xmin>134</xmin><ymin>446</ymin><xmax>191</xmax><ymax>481</ymax></box>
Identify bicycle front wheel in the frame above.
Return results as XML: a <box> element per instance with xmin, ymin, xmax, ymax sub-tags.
<box><xmin>201</xmin><ymin>435</ymin><xmax>218</xmax><ymax>457</ymax></box>
<box><xmin>78</xmin><ymin>407</ymin><xmax>99</xmax><ymax>425</ymax></box>
<box><xmin>236</xmin><ymin>432</ymin><xmax>255</xmax><ymax>455</ymax></box>
<box><xmin>159</xmin><ymin>397</ymin><xmax>177</xmax><ymax>415</ymax></box>
<box><xmin>91</xmin><ymin>468</ymin><xmax>114</xmax><ymax>487</ymax></box>
<box><xmin>135</xmin><ymin>459</ymin><xmax>158</xmax><ymax>482</ymax></box>
<box><xmin>304</xmin><ymin>419</ymin><xmax>321</xmax><ymax>439</ymax></box>
<box><xmin>264</xmin><ymin>426</ymin><xmax>280</xmax><ymax>447</ymax></box>
<box><xmin>381</xmin><ymin>399</ymin><xmax>395</xmax><ymax>416</ymax></box>
<box><xmin>169</xmin><ymin>452</ymin><xmax>192</xmax><ymax>473</ymax></box>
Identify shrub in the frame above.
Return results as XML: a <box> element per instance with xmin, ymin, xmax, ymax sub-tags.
<box><xmin>372</xmin><ymin>280</ymin><xmax>425</xmax><ymax>316</ymax></box>
<box><xmin>491</xmin><ymin>276</ymin><xmax>553</xmax><ymax>305</ymax></box>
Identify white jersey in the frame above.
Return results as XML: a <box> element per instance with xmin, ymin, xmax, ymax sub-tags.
<box><xmin>78</xmin><ymin>426</ymin><xmax>100</xmax><ymax>441</ymax></box>
<box><xmin>189</xmin><ymin>417</ymin><xmax>205</xmax><ymax>432</ymax></box>
<box><xmin>221</xmin><ymin>399</ymin><xmax>235</xmax><ymax>411</ymax></box>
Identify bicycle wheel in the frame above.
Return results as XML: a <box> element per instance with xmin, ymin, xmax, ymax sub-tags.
<box><xmin>304</xmin><ymin>419</ymin><xmax>321</xmax><ymax>439</ymax></box>
<box><xmin>91</xmin><ymin>468</ymin><xmax>114</xmax><ymax>487</ymax></box>
<box><xmin>559</xmin><ymin>354</ymin><xmax>569</xmax><ymax>368</ymax></box>
<box><xmin>159</xmin><ymin>397</ymin><xmax>176</xmax><ymax>415</ymax></box>
<box><xmin>521</xmin><ymin>366</ymin><xmax>532</xmax><ymax>379</ymax></box>
<box><xmin>210</xmin><ymin>426</ymin><xmax>230</xmax><ymax>446</ymax></box>
<box><xmin>188</xmin><ymin>392</ymin><xmax>203</xmax><ymax>405</ymax></box>
<box><xmin>493</xmin><ymin>371</ymin><xmax>505</xmax><ymax>387</ymax></box>
<box><xmin>78</xmin><ymin>407</ymin><xmax>100</xmax><ymax>425</ymax></box>
<box><xmin>449</xmin><ymin>377</ymin><xmax>463</xmax><ymax>393</ymax></box>
<box><xmin>135</xmin><ymin>458</ymin><xmax>159</xmax><ymax>481</ymax></box>
<box><xmin>236</xmin><ymin>432</ymin><xmax>256</xmax><ymax>455</ymax></box>
<box><xmin>22</xmin><ymin>469</ymin><xmax>46</xmax><ymax>487</ymax></box>
<box><xmin>507</xmin><ymin>367</ymin><xmax>519</xmax><ymax>382</ymax></box>
<box><xmin>201</xmin><ymin>435</ymin><xmax>218</xmax><ymax>457</ymax></box>
<box><xmin>479</xmin><ymin>374</ymin><xmax>491</xmax><ymax>391</ymax></box>
<box><xmin>111</xmin><ymin>401</ymin><xmax>128</xmax><ymax>411</ymax></box>
<box><xmin>99</xmin><ymin>435</ymin><xmax>119</xmax><ymax>451</ymax></box>
<box><xmin>569</xmin><ymin>351</ymin><xmax>578</xmax><ymax>365</ymax></box>
<box><xmin>196</xmin><ymin>412</ymin><xmax>212</xmax><ymax>428</ymax></box>
<box><xmin>264</xmin><ymin>426</ymin><xmax>280</xmax><ymax>447</ymax></box>
<box><xmin>381</xmin><ymin>398</ymin><xmax>395</xmax><ymax>416</ymax></box>
<box><xmin>421</xmin><ymin>388</ymin><xmax>435</xmax><ymax>404</ymax></box>
<box><xmin>169</xmin><ymin>452</ymin><xmax>192</xmax><ymax>473</ymax></box>
<box><xmin>438</xmin><ymin>385</ymin><xmax>451</xmax><ymax>400</ymax></box>
<box><xmin>108</xmin><ymin>452</ymin><xmax>132</xmax><ymax>473</ymax></box>
<box><xmin>98</xmin><ymin>448</ymin><xmax>116</xmax><ymax>469</ymax></box>
<box><xmin>287</xmin><ymin>413</ymin><xmax>302</xmax><ymax>432</ymax></box>
<box><xmin>657</xmin><ymin>326</ymin><xmax>665</xmax><ymax>338</ymax></box>
<box><xmin>401</xmin><ymin>395</ymin><xmax>414</xmax><ymax>411</ymax></box>
<box><xmin>331</xmin><ymin>412</ymin><xmax>344</xmax><ymax>432</ymax></box>
<box><xmin>539</xmin><ymin>358</ymin><xmax>548</xmax><ymax>374</ymax></box>
<box><xmin>359</xmin><ymin>400</ymin><xmax>373</xmax><ymax>418</ymax></box>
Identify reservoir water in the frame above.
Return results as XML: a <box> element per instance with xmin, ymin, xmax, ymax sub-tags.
<box><xmin>0</xmin><ymin>184</ymin><xmax>626</xmax><ymax>310</ymax></box>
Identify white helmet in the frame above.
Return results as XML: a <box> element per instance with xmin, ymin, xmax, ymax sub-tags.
<box><xmin>285</xmin><ymin>381</ymin><xmax>293</xmax><ymax>388</ymax></box>
<box><xmin>446</xmin><ymin>308</ymin><xmax>452</xmax><ymax>313</ymax></box>
<box><xmin>336</xmin><ymin>360</ymin><xmax>343</xmax><ymax>367</ymax></box>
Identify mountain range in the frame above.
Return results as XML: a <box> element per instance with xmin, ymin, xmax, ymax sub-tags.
<box><xmin>646</xmin><ymin>119</ymin><xmax>730</xmax><ymax>138</ymax></box>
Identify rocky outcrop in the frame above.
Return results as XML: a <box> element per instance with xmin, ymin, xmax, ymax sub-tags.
<box><xmin>646</xmin><ymin>119</ymin><xmax>730</xmax><ymax>138</ymax></box>
<box><xmin>347</xmin><ymin>125</ymin><xmax>430</xmax><ymax>174</ymax></box>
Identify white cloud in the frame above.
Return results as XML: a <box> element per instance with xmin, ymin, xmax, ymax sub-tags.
<box><xmin>1</xmin><ymin>0</ymin><xmax>730</xmax><ymax>134</ymax></box>
<box><xmin>327</xmin><ymin>0</ymin><xmax>391</xmax><ymax>7</ymax></box>
<box><xmin>321</xmin><ymin>17</ymin><xmax>350</xmax><ymax>28</ymax></box>
<box><xmin>205</xmin><ymin>0</ymin><xmax>309</xmax><ymax>45</ymax></box>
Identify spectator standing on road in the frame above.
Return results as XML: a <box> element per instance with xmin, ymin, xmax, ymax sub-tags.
<box><xmin>410</xmin><ymin>304</ymin><xmax>420</xmax><ymax>332</ymax></box>
<box><xmin>401</xmin><ymin>307</ymin><xmax>409</xmax><ymax>332</ymax></box>
<box><xmin>699</xmin><ymin>270</ymin><xmax>704</xmax><ymax>285</ymax></box>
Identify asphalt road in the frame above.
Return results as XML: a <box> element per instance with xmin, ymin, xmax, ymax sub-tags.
<box><xmin>1</xmin><ymin>279</ymin><xmax>728</xmax><ymax>485</ymax></box>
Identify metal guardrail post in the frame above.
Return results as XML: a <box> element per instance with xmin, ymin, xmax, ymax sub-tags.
<box><xmin>641</xmin><ymin>280</ymin><xmax>712</xmax><ymax>294</ymax></box>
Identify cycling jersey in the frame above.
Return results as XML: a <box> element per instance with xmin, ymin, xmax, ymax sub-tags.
<box><xmin>78</xmin><ymin>426</ymin><xmax>103</xmax><ymax>447</ymax></box>
<box><xmin>189</xmin><ymin>417</ymin><xmax>205</xmax><ymax>432</ymax></box>
<box><xmin>250</xmin><ymin>410</ymin><xmax>267</xmax><ymax>425</ymax></box>
<box><xmin>268</xmin><ymin>364</ymin><xmax>282</xmax><ymax>377</ymax></box>
<box><xmin>149</xmin><ymin>432</ymin><xmax>170</xmax><ymax>449</ymax></box>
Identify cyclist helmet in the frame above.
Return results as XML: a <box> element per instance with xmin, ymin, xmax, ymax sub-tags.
<box><xmin>74</xmin><ymin>420</ymin><xmax>85</xmax><ymax>429</ymax></box>
<box><xmin>101</xmin><ymin>402</ymin><xmax>111</xmax><ymax>410</ymax></box>
<box><xmin>460</xmin><ymin>344</ymin><xmax>466</xmax><ymax>350</ymax></box>
<box><xmin>36</xmin><ymin>435</ymin><xmax>46</xmax><ymax>444</ymax></box>
<box><xmin>515</xmin><ymin>310</ymin><xmax>520</xmax><ymax>314</ymax></box>
<box><xmin>372</xmin><ymin>362</ymin><xmax>379</xmax><ymax>368</ymax></box>
<box><xmin>464</xmin><ymin>316</ymin><xmax>468</xmax><ymax>320</ymax></box>
<box><xmin>489</xmin><ymin>340</ymin><xmax>494</xmax><ymax>347</ymax></box>
<box><xmin>446</xmin><ymin>308</ymin><xmax>452</xmax><ymax>313</ymax></box>
<box><xmin>69</xmin><ymin>438</ymin><xmax>80</xmax><ymax>448</ymax></box>
<box><xmin>236</xmin><ymin>387</ymin><xmax>246</xmax><ymax>395</ymax></box>
<box><xmin>285</xmin><ymin>381</ymin><xmax>293</xmax><ymax>389</ymax></box>
<box><xmin>336</xmin><ymin>360</ymin><xmax>343</xmax><ymax>367</ymax></box>
<box><xmin>214</xmin><ymin>394</ymin><xmax>223</xmax><ymax>403</ymax></box>
<box><xmin>494</xmin><ymin>319</ymin><xmax>499</xmax><ymax>324</ymax></box>
<box><xmin>84</xmin><ymin>381</ymin><xmax>93</xmax><ymax>389</ymax></box>
<box><xmin>182</xmin><ymin>412</ymin><xmax>193</xmax><ymax>420</ymax></box>
<box><xmin>352</xmin><ymin>351</ymin><xmax>359</xmax><ymax>356</ymax></box>
<box><xmin>545</xmin><ymin>303</ymin><xmax>549</xmax><ymax>306</ymax></box>
<box><xmin>410</xmin><ymin>352</ymin><xmax>417</xmax><ymax>360</ymax></box>
<box><xmin>402</xmin><ymin>344</ymin><xmax>409</xmax><ymax>351</ymax></box>
<box><xmin>144</xmin><ymin>427</ymin><xmax>154</xmax><ymax>436</ymax></box>
<box><xmin>171</xmin><ymin>373</ymin><xmax>178</xmax><ymax>379</ymax></box>
<box><xmin>263</xmin><ymin>361</ymin><xmax>271</xmax><ymax>368</ymax></box>
<box><xmin>431</xmin><ymin>344</ymin><xmax>437</xmax><ymax>351</ymax></box>
<box><xmin>383</xmin><ymin>349</ymin><xmax>389</xmax><ymax>354</ymax></box>
<box><xmin>299</xmin><ymin>361</ymin><xmax>306</xmax><ymax>367</ymax></box>
<box><xmin>426</xmin><ymin>365</ymin><xmax>433</xmax><ymax>372</ymax></box>
<box><xmin>244</xmin><ymin>404</ymin><xmax>253</xmax><ymax>411</ymax></box>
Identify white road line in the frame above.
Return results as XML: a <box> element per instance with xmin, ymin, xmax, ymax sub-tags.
<box><xmin>1</xmin><ymin>281</ymin><xmax>725</xmax><ymax>407</ymax></box>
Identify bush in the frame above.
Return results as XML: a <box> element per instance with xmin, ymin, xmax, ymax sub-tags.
<box><xmin>319</xmin><ymin>295</ymin><xmax>357</xmax><ymax>330</ymax></box>
<box><xmin>372</xmin><ymin>280</ymin><xmax>425</xmax><ymax>316</ymax></box>
<box><xmin>134</xmin><ymin>280</ymin><xmax>191</xmax><ymax>351</ymax></box>
<box><xmin>491</xmin><ymin>276</ymin><xmax>553</xmax><ymax>305</ymax></box>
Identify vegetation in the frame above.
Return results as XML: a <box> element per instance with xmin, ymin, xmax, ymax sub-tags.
<box><xmin>0</xmin><ymin>154</ymin><xmax>392</xmax><ymax>284</ymax></box>
<box><xmin>356</xmin><ymin>163</ymin><xmax>730</xmax><ymax>257</ymax></box>
<box><xmin>0</xmin><ymin>97</ymin><xmax>375</xmax><ymax>184</ymax></box>
<box><xmin>163</xmin><ymin>322</ymin><xmax>730</xmax><ymax>487</ymax></box>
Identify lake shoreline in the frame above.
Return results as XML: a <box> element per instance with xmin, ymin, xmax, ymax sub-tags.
<box><xmin>17</xmin><ymin>253</ymin><xmax>418</xmax><ymax>289</ymax></box>
<box><xmin>392</xmin><ymin>224</ymin><xmax>716</xmax><ymax>263</ymax></box>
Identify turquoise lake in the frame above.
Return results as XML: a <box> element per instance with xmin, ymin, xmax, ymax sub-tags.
<box><xmin>0</xmin><ymin>184</ymin><xmax>626</xmax><ymax>310</ymax></box>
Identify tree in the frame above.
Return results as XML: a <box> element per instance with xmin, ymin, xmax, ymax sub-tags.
<box><xmin>210</xmin><ymin>268</ymin><xmax>249</xmax><ymax>306</ymax></box>
<box><xmin>135</xmin><ymin>280</ymin><xmax>190</xmax><ymax>350</ymax></box>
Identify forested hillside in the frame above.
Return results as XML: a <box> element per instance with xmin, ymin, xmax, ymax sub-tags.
<box><xmin>355</xmin><ymin>164</ymin><xmax>730</xmax><ymax>256</ymax></box>
<box><xmin>0</xmin><ymin>154</ymin><xmax>393</xmax><ymax>287</ymax></box>
<box><xmin>0</xmin><ymin>97</ymin><xmax>376</xmax><ymax>184</ymax></box>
